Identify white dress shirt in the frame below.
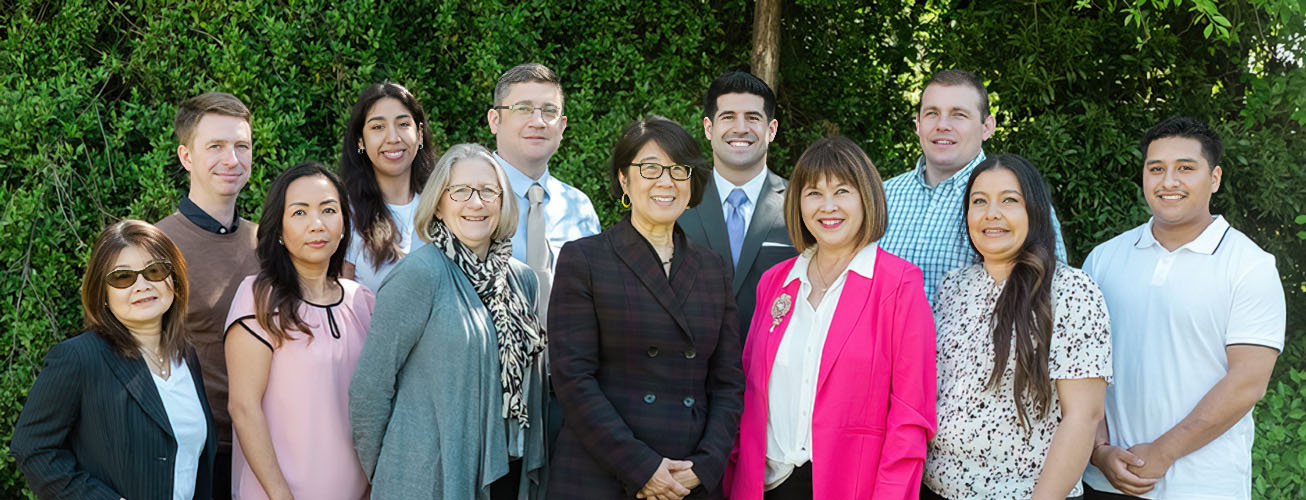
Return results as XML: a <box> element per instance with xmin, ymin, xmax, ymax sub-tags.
<box><xmin>714</xmin><ymin>167</ymin><xmax>769</xmax><ymax>235</ymax></box>
<box><xmin>151</xmin><ymin>357</ymin><xmax>207</xmax><ymax>500</ymax></box>
<box><xmin>764</xmin><ymin>243</ymin><xmax>878</xmax><ymax>490</ymax></box>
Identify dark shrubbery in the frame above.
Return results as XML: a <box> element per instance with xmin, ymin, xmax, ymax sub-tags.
<box><xmin>2</xmin><ymin>1</ymin><xmax>1301</xmax><ymax>497</ymax></box>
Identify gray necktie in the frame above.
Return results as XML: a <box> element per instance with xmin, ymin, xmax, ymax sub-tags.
<box><xmin>526</xmin><ymin>184</ymin><xmax>551</xmax><ymax>324</ymax></box>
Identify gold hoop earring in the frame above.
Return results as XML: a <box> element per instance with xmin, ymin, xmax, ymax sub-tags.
<box><xmin>620</xmin><ymin>193</ymin><xmax>630</xmax><ymax>208</ymax></box>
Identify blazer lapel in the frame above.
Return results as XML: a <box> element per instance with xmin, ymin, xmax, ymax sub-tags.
<box><xmin>102</xmin><ymin>344</ymin><xmax>174</xmax><ymax>437</ymax></box>
<box><xmin>734</xmin><ymin>172</ymin><xmax>786</xmax><ymax>294</ymax></box>
<box><xmin>816</xmin><ymin>272</ymin><xmax>874</xmax><ymax>393</ymax></box>
<box><xmin>690</xmin><ymin>178</ymin><xmax>733</xmax><ymax>265</ymax></box>
<box><xmin>611</xmin><ymin>220</ymin><xmax>694</xmax><ymax>339</ymax></box>
<box><xmin>762</xmin><ymin>277</ymin><xmax>804</xmax><ymax>382</ymax></box>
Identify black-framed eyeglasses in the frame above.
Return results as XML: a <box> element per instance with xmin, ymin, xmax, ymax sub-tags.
<box><xmin>493</xmin><ymin>104</ymin><xmax>562</xmax><ymax>122</ymax></box>
<box><xmin>447</xmin><ymin>184</ymin><xmax>504</xmax><ymax>203</ymax></box>
<box><xmin>631</xmin><ymin>162</ymin><xmax>693</xmax><ymax>181</ymax></box>
<box><xmin>105</xmin><ymin>262</ymin><xmax>174</xmax><ymax>289</ymax></box>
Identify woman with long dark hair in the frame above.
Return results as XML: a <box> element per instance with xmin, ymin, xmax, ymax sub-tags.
<box><xmin>11</xmin><ymin>220</ymin><xmax>217</xmax><ymax>499</ymax></box>
<box><xmin>923</xmin><ymin>154</ymin><xmax>1111</xmax><ymax>500</ymax></box>
<box><xmin>339</xmin><ymin>82</ymin><xmax>436</xmax><ymax>292</ymax></box>
<box><xmin>225</xmin><ymin>162</ymin><xmax>373</xmax><ymax>499</ymax></box>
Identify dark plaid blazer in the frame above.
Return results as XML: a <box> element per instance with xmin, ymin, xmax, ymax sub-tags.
<box><xmin>547</xmin><ymin>218</ymin><xmax>745</xmax><ymax>499</ymax></box>
<box><xmin>10</xmin><ymin>331</ymin><xmax>217</xmax><ymax>500</ymax></box>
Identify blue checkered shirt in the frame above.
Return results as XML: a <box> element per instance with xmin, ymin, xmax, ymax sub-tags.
<box><xmin>881</xmin><ymin>151</ymin><xmax>1067</xmax><ymax>304</ymax></box>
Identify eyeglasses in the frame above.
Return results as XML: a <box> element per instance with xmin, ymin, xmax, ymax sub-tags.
<box><xmin>105</xmin><ymin>262</ymin><xmax>174</xmax><ymax>289</ymax></box>
<box><xmin>631</xmin><ymin>162</ymin><xmax>693</xmax><ymax>181</ymax></box>
<box><xmin>493</xmin><ymin>104</ymin><xmax>562</xmax><ymax>123</ymax></box>
<box><xmin>447</xmin><ymin>184</ymin><xmax>504</xmax><ymax>203</ymax></box>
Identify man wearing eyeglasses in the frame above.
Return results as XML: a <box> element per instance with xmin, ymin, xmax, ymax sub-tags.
<box><xmin>155</xmin><ymin>91</ymin><xmax>260</xmax><ymax>500</ymax></box>
<box><xmin>679</xmin><ymin>71</ymin><xmax>796</xmax><ymax>340</ymax></box>
<box><xmin>487</xmin><ymin>63</ymin><xmax>600</xmax><ymax>311</ymax></box>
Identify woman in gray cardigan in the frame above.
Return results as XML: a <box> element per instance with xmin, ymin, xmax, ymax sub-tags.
<box><xmin>350</xmin><ymin>143</ymin><xmax>548</xmax><ymax>500</ymax></box>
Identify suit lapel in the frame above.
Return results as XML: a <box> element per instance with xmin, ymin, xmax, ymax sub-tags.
<box><xmin>762</xmin><ymin>277</ymin><xmax>804</xmax><ymax>383</ymax></box>
<box><xmin>102</xmin><ymin>343</ymin><xmax>174</xmax><ymax>437</ymax></box>
<box><xmin>816</xmin><ymin>271</ymin><xmax>874</xmax><ymax>393</ymax></box>
<box><xmin>611</xmin><ymin>220</ymin><xmax>695</xmax><ymax>339</ymax></box>
<box><xmin>688</xmin><ymin>178</ymin><xmax>732</xmax><ymax>265</ymax></box>
<box><xmin>734</xmin><ymin>172</ymin><xmax>786</xmax><ymax>294</ymax></box>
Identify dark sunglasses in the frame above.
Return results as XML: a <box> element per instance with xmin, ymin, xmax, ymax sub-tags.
<box><xmin>105</xmin><ymin>262</ymin><xmax>174</xmax><ymax>289</ymax></box>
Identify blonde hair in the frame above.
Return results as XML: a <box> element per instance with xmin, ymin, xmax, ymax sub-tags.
<box><xmin>414</xmin><ymin>143</ymin><xmax>519</xmax><ymax>243</ymax></box>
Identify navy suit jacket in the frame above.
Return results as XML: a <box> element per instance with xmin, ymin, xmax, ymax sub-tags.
<box><xmin>678</xmin><ymin>171</ymin><xmax>796</xmax><ymax>341</ymax></box>
<box><xmin>10</xmin><ymin>331</ymin><xmax>217</xmax><ymax>500</ymax></box>
<box><xmin>547</xmin><ymin>218</ymin><xmax>745</xmax><ymax>499</ymax></box>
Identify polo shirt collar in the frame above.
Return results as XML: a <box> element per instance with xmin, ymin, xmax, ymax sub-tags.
<box><xmin>495</xmin><ymin>152</ymin><xmax>553</xmax><ymax>201</ymax></box>
<box><xmin>1135</xmin><ymin>215</ymin><xmax>1230</xmax><ymax>255</ymax></box>
<box><xmin>784</xmin><ymin>242</ymin><xmax>879</xmax><ymax>287</ymax></box>
<box><xmin>911</xmin><ymin>149</ymin><xmax>987</xmax><ymax>190</ymax></box>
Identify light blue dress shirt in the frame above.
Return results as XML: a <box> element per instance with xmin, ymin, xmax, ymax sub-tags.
<box><xmin>495</xmin><ymin>153</ymin><xmax>602</xmax><ymax>271</ymax></box>
<box><xmin>880</xmin><ymin>151</ymin><xmax>1067</xmax><ymax>304</ymax></box>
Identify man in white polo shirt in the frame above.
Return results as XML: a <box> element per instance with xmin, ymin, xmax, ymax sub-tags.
<box><xmin>1081</xmin><ymin>116</ymin><xmax>1285</xmax><ymax>500</ymax></box>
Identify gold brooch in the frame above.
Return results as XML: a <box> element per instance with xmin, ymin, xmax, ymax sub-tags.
<box><xmin>770</xmin><ymin>293</ymin><xmax>793</xmax><ymax>332</ymax></box>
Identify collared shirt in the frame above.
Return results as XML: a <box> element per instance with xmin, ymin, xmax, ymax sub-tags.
<box><xmin>496</xmin><ymin>153</ymin><xmax>602</xmax><ymax>270</ymax></box>
<box><xmin>1081</xmin><ymin>216</ymin><xmax>1285</xmax><ymax>500</ymax></box>
<box><xmin>764</xmin><ymin>243</ymin><xmax>878</xmax><ymax>490</ymax></box>
<box><xmin>880</xmin><ymin>151</ymin><xmax>1068</xmax><ymax>304</ymax></box>
<box><xmin>179</xmin><ymin>196</ymin><xmax>239</xmax><ymax>234</ymax></box>
<box><xmin>151</xmin><ymin>357</ymin><xmax>207</xmax><ymax>500</ymax></box>
<box><xmin>714</xmin><ymin>167</ymin><xmax>769</xmax><ymax>235</ymax></box>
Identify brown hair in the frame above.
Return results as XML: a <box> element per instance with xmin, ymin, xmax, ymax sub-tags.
<box><xmin>920</xmin><ymin>69</ymin><xmax>991</xmax><ymax>120</ymax></box>
<box><xmin>174</xmin><ymin>92</ymin><xmax>251</xmax><ymax>147</ymax></box>
<box><xmin>784</xmin><ymin>136</ymin><xmax>887</xmax><ymax>253</ymax></box>
<box><xmin>81</xmin><ymin>220</ymin><xmax>190</xmax><ymax>362</ymax></box>
<box><xmin>493</xmin><ymin>63</ymin><xmax>564</xmax><ymax>107</ymax></box>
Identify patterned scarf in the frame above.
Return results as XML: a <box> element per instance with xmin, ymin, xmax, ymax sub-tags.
<box><xmin>428</xmin><ymin>220</ymin><xmax>546</xmax><ymax>427</ymax></box>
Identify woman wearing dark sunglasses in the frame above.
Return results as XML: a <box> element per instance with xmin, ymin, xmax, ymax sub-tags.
<box><xmin>11</xmin><ymin>219</ymin><xmax>218</xmax><ymax>499</ymax></box>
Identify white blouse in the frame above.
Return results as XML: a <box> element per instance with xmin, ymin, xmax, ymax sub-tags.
<box><xmin>150</xmin><ymin>357</ymin><xmax>207</xmax><ymax>500</ymax></box>
<box><xmin>765</xmin><ymin>243</ymin><xmax>877</xmax><ymax>490</ymax></box>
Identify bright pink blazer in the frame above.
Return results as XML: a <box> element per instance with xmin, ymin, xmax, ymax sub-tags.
<box><xmin>724</xmin><ymin>248</ymin><xmax>937</xmax><ymax>500</ymax></box>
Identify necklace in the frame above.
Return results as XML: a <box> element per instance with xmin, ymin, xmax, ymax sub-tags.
<box><xmin>140</xmin><ymin>347</ymin><xmax>170</xmax><ymax>379</ymax></box>
<box><xmin>811</xmin><ymin>251</ymin><xmax>851</xmax><ymax>293</ymax></box>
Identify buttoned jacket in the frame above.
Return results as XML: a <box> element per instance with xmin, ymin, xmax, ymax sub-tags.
<box><xmin>547</xmin><ymin>218</ymin><xmax>745</xmax><ymax>499</ymax></box>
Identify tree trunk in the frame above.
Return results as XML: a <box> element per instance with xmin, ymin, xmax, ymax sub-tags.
<box><xmin>751</xmin><ymin>0</ymin><xmax>781</xmax><ymax>90</ymax></box>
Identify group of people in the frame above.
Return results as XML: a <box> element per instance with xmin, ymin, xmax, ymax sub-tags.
<box><xmin>8</xmin><ymin>64</ymin><xmax>1285</xmax><ymax>500</ymax></box>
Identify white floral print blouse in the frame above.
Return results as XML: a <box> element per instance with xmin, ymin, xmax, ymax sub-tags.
<box><xmin>924</xmin><ymin>262</ymin><xmax>1112</xmax><ymax>499</ymax></box>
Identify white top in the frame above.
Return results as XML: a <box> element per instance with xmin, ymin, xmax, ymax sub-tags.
<box><xmin>1082</xmin><ymin>216</ymin><xmax>1285</xmax><ymax>500</ymax></box>
<box><xmin>764</xmin><ymin>243</ymin><xmax>878</xmax><ymax>490</ymax></box>
<box><xmin>496</xmin><ymin>153</ymin><xmax>602</xmax><ymax>270</ymax></box>
<box><xmin>345</xmin><ymin>196</ymin><xmax>423</xmax><ymax>293</ymax></box>
<box><xmin>150</xmin><ymin>357</ymin><xmax>207</xmax><ymax>500</ymax></box>
<box><xmin>714</xmin><ymin>167</ymin><xmax>769</xmax><ymax>236</ymax></box>
<box><xmin>925</xmin><ymin>263</ymin><xmax>1111</xmax><ymax>499</ymax></box>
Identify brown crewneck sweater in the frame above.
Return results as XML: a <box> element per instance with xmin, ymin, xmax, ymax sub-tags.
<box><xmin>157</xmin><ymin>211</ymin><xmax>258</xmax><ymax>451</ymax></box>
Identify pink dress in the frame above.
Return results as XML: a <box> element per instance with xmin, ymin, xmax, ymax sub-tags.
<box><xmin>225</xmin><ymin>276</ymin><xmax>374</xmax><ymax>500</ymax></box>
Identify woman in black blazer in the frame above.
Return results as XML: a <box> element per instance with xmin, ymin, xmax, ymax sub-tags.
<box><xmin>11</xmin><ymin>220</ymin><xmax>217</xmax><ymax>500</ymax></box>
<box><xmin>548</xmin><ymin>116</ymin><xmax>745</xmax><ymax>499</ymax></box>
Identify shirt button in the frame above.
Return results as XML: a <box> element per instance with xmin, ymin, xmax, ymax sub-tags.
<box><xmin>684</xmin><ymin>349</ymin><xmax>696</xmax><ymax>359</ymax></box>
<box><xmin>647</xmin><ymin>346</ymin><xmax>659</xmax><ymax>358</ymax></box>
<box><xmin>683</xmin><ymin>397</ymin><xmax>695</xmax><ymax>407</ymax></box>
<box><xmin>644</xmin><ymin>394</ymin><xmax>656</xmax><ymax>404</ymax></box>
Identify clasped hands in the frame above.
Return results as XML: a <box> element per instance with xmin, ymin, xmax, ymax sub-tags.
<box><xmin>1091</xmin><ymin>441</ymin><xmax>1176</xmax><ymax>496</ymax></box>
<box><xmin>636</xmin><ymin>457</ymin><xmax>699</xmax><ymax>500</ymax></box>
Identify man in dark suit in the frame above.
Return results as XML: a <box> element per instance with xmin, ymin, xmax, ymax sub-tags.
<box><xmin>680</xmin><ymin>71</ymin><xmax>796</xmax><ymax>339</ymax></box>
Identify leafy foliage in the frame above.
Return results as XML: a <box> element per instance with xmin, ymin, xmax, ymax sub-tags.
<box><xmin>1</xmin><ymin>0</ymin><xmax>1301</xmax><ymax>498</ymax></box>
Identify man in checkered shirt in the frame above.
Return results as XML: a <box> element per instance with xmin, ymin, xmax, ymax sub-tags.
<box><xmin>880</xmin><ymin>69</ymin><xmax>1067</xmax><ymax>304</ymax></box>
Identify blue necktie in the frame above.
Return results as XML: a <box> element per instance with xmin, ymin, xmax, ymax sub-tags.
<box><xmin>726</xmin><ymin>188</ymin><xmax>748</xmax><ymax>266</ymax></box>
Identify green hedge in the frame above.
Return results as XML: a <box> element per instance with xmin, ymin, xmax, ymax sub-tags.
<box><xmin>2</xmin><ymin>1</ymin><xmax>1302</xmax><ymax>498</ymax></box>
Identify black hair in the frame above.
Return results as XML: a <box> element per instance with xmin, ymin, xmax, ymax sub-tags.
<box><xmin>703</xmin><ymin>71</ymin><xmax>777</xmax><ymax>120</ymax></box>
<box><xmin>1139</xmin><ymin>116</ymin><xmax>1223</xmax><ymax>168</ymax></box>
<box><xmin>607</xmin><ymin>115</ymin><xmax>709</xmax><ymax>209</ymax></box>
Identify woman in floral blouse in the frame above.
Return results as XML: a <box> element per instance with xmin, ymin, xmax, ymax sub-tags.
<box><xmin>923</xmin><ymin>154</ymin><xmax>1111</xmax><ymax>500</ymax></box>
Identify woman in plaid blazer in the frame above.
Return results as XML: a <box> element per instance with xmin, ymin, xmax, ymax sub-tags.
<box><xmin>547</xmin><ymin>116</ymin><xmax>746</xmax><ymax>500</ymax></box>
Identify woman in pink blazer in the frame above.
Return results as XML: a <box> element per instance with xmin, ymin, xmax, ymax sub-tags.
<box><xmin>724</xmin><ymin>136</ymin><xmax>937</xmax><ymax>500</ymax></box>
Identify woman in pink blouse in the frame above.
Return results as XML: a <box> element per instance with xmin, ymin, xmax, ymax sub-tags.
<box><xmin>922</xmin><ymin>154</ymin><xmax>1111</xmax><ymax>500</ymax></box>
<box><xmin>725</xmin><ymin>136</ymin><xmax>937</xmax><ymax>500</ymax></box>
<box><xmin>225</xmin><ymin>163</ymin><xmax>374</xmax><ymax>500</ymax></box>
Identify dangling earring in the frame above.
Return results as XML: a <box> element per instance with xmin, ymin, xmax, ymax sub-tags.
<box><xmin>356</xmin><ymin>147</ymin><xmax>364</xmax><ymax>154</ymax></box>
<box><xmin>620</xmin><ymin>193</ymin><xmax>630</xmax><ymax>208</ymax></box>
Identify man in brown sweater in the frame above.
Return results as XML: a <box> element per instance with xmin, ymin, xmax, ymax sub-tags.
<box><xmin>155</xmin><ymin>92</ymin><xmax>258</xmax><ymax>499</ymax></box>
